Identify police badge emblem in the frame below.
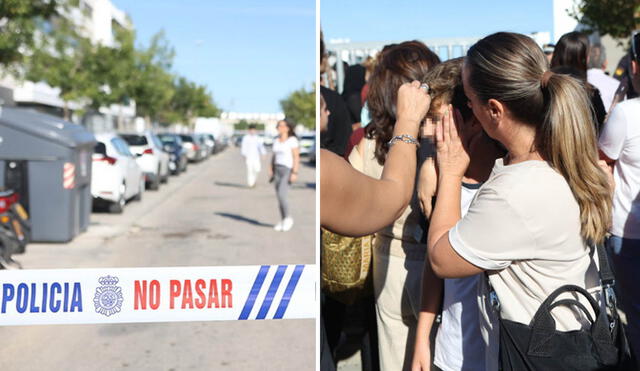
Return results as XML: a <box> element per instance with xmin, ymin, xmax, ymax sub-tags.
<box><xmin>93</xmin><ymin>276</ymin><xmax>124</xmax><ymax>317</ymax></box>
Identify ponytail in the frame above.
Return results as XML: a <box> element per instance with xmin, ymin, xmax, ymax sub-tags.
<box><xmin>540</xmin><ymin>73</ymin><xmax>612</xmax><ymax>244</ymax></box>
<box><xmin>467</xmin><ymin>32</ymin><xmax>612</xmax><ymax>245</ymax></box>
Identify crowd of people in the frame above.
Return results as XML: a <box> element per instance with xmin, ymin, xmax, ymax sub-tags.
<box><xmin>320</xmin><ymin>29</ymin><xmax>640</xmax><ymax>371</ymax></box>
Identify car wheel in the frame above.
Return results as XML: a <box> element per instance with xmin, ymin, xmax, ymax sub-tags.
<box><xmin>148</xmin><ymin>171</ymin><xmax>160</xmax><ymax>190</ymax></box>
<box><xmin>133</xmin><ymin>177</ymin><xmax>144</xmax><ymax>201</ymax></box>
<box><xmin>109</xmin><ymin>184</ymin><xmax>126</xmax><ymax>213</ymax></box>
<box><xmin>161</xmin><ymin>167</ymin><xmax>169</xmax><ymax>183</ymax></box>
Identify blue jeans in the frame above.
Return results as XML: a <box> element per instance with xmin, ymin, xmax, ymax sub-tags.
<box><xmin>606</xmin><ymin>235</ymin><xmax>640</xmax><ymax>363</ymax></box>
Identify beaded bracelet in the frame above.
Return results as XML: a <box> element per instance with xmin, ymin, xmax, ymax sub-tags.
<box><xmin>388</xmin><ymin>134</ymin><xmax>420</xmax><ymax>147</ymax></box>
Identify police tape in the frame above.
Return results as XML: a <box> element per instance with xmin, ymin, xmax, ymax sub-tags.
<box><xmin>0</xmin><ymin>264</ymin><xmax>316</xmax><ymax>326</ymax></box>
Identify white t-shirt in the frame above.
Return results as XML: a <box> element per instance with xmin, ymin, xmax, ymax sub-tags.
<box><xmin>449</xmin><ymin>158</ymin><xmax>600</xmax><ymax>334</ymax></box>
<box><xmin>599</xmin><ymin>98</ymin><xmax>640</xmax><ymax>239</ymax></box>
<box><xmin>272</xmin><ymin>136</ymin><xmax>299</xmax><ymax>168</ymax></box>
<box><xmin>434</xmin><ymin>183</ymin><xmax>485</xmax><ymax>371</ymax></box>
<box><xmin>587</xmin><ymin>68</ymin><xmax>620</xmax><ymax>112</ymax></box>
<box><xmin>241</xmin><ymin>134</ymin><xmax>266</xmax><ymax>160</ymax></box>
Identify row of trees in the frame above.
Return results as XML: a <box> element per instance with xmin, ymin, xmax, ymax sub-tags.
<box><xmin>571</xmin><ymin>0</ymin><xmax>640</xmax><ymax>42</ymax></box>
<box><xmin>1</xmin><ymin>0</ymin><xmax>221</xmax><ymax>125</ymax></box>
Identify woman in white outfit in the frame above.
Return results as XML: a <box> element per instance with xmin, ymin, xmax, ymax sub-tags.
<box><xmin>425</xmin><ymin>32</ymin><xmax>611</xmax><ymax>370</ymax></box>
<box><xmin>270</xmin><ymin>119</ymin><xmax>300</xmax><ymax>232</ymax></box>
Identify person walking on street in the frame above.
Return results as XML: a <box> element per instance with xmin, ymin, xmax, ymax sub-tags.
<box><xmin>241</xmin><ymin>124</ymin><xmax>266</xmax><ymax>188</ymax></box>
<box><xmin>270</xmin><ymin>119</ymin><xmax>300</xmax><ymax>232</ymax></box>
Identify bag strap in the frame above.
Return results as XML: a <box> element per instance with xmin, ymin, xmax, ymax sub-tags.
<box><xmin>594</xmin><ymin>238</ymin><xmax>619</xmax><ymax>316</ymax></box>
<box><xmin>486</xmin><ymin>238</ymin><xmax>617</xmax><ymax>316</ymax></box>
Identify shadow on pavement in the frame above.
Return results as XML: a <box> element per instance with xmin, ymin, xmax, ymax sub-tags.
<box><xmin>291</xmin><ymin>182</ymin><xmax>315</xmax><ymax>190</ymax></box>
<box><xmin>214</xmin><ymin>181</ymin><xmax>248</xmax><ymax>188</ymax></box>
<box><xmin>215</xmin><ymin>212</ymin><xmax>273</xmax><ymax>227</ymax></box>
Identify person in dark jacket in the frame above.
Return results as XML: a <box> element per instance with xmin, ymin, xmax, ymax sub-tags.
<box><xmin>342</xmin><ymin>64</ymin><xmax>366</xmax><ymax>131</ymax></box>
<box><xmin>551</xmin><ymin>31</ymin><xmax>607</xmax><ymax>134</ymax></box>
<box><xmin>320</xmin><ymin>37</ymin><xmax>352</xmax><ymax>157</ymax></box>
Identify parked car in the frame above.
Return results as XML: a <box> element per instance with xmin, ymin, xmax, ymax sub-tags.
<box><xmin>180</xmin><ymin>134</ymin><xmax>205</xmax><ymax>162</ymax></box>
<box><xmin>299</xmin><ymin>134</ymin><xmax>315</xmax><ymax>156</ymax></box>
<box><xmin>197</xmin><ymin>133</ymin><xmax>216</xmax><ymax>155</ymax></box>
<box><xmin>157</xmin><ymin>133</ymin><xmax>188</xmax><ymax>174</ymax></box>
<box><xmin>193</xmin><ymin>134</ymin><xmax>210</xmax><ymax>159</ymax></box>
<box><xmin>120</xmin><ymin>132</ymin><xmax>170</xmax><ymax>190</ymax></box>
<box><xmin>232</xmin><ymin>134</ymin><xmax>243</xmax><ymax>147</ymax></box>
<box><xmin>308</xmin><ymin>136</ymin><xmax>316</xmax><ymax>164</ymax></box>
<box><xmin>262</xmin><ymin>135</ymin><xmax>274</xmax><ymax>147</ymax></box>
<box><xmin>91</xmin><ymin>133</ymin><xmax>144</xmax><ymax>213</ymax></box>
<box><xmin>216</xmin><ymin>135</ymin><xmax>230</xmax><ymax>152</ymax></box>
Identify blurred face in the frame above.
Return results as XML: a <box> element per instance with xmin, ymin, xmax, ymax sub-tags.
<box><xmin>276</xmin><ymin>120</ymin><xmax>289</xmax><ymax>136</ymax></box>
<box><xmin>320</xmin><ymin>95</ymin><xmax>330</xmax><ymax>132</ymax></box>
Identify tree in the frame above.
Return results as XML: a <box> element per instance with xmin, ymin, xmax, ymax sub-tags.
<box><xmin>128</xmin><ymin>31</ymin><xmax>175</xmax><ymax>124</ymax></box>
<box><xmin>85</xmin><ymin>26</ymin><xmax>136</xmax><ymax>112</ymax></box>
<box><xmin>161</xmin><ymin>76</ymin><xmax>221</xmax><ymax>126</ymax></box>
<box><xmin>26</xmin><ymin>15</ymin><xmax>94</xmax><ymax>120</ymax></box>
<box><xmin>0</xmin><ymin>0</ymin><xmax>60</xmax><ymax>71</ymax></box>
<box><xmin>234</xmin><ymin>119</ymin><xmax>264</xmax><ymax>131</ymax></box>
<box><xmin>571</xmin><ymin>0</ymin><xmax>640</xmax><ymax>41</ymax></box>
<box><xmin>279</xmin><ymin>84</ymin><xmax>315</xmax><ymax>129</ymax></box>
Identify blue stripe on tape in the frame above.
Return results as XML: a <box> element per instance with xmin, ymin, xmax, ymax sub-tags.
<box><xmin>273</xmin><ymin>265</ymin><xmax>305</xmax><ymax>319</ymax></box>
<box><xmin>238</xmin><ymin>265</ymin><xmax>270</xmax><ymax>320</ymax></box>
<box><xmin>256</xmin><ymin>265</ymin><xmax>287</xmax><ymax>320</ymax></box>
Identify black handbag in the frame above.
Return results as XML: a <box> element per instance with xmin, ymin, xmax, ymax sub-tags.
<box><xmin>487</xmin><ymin>241</ymin><xmax>634</xmax><ymax>371</ymax></box>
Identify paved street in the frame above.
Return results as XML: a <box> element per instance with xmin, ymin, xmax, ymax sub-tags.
<box><xmin>0</xmin><ymin>146</ymin><xmax>316</xmax><ymax>370</ymax></box>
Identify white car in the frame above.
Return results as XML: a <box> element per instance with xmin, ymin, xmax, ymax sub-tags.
<box><xmin>91</xmin><ymin>133</ymin><xmax>145</xmax><ymax>213</ymax></box>
<box><xmin>299</xmin><ymin>134</ymin><xmax>315</xmax><ymax>156</ymax></box>
<box><xmin>120</xmin><ymin>132</ymin><xmax>170</xmax><ymax>190</ymax></box>
<box><xmin>179</xmin><ymin>134</ymin><xmax>203</xmax><ymax>162</ymax></box>
<box><xmin>198</xmin><ymin>133</ymin><xmax>216</xmax><ymax>156</ymax></box>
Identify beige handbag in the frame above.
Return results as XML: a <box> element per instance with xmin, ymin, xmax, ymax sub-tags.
<box><xmin>320</xmin><ymin>228</ymin><xmax>373</xmax><ymax>304</ymax></box>
<box><xmin>320</xmin><ymin>140</ymin><xmax>375</xmax><ymax>304</ymax></box>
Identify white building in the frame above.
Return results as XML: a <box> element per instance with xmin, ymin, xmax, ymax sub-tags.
<box><xmin>221</xmin><ymin>112</ymin><xmax>287</xmax><ymax>137</ymax></box>
<box><xmin>0</xmin><ymin>0</ymin><xmax>135</xmax><ymax>128</ymax></box>
<box><xmin>327</xmin><ymin>33</ymin><xmax>550</xmax><ymax>94</ymax></box>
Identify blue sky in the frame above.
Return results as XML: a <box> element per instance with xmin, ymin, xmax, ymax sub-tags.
<box><xmin>322</xmin><ymin>0</ymin><xmax>554</xmax><ymax>43</ymax></box>
<box><xmin>112</xmin><ymin>0</ymin><xmax>315</xmax><ymax>114</ymax></box>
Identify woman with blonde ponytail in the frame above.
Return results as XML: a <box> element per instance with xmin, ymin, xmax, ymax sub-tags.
<box><xmin>419</xmin><ymin>32</ymin><xmax>613</xmax><ymax>370</ymax></box>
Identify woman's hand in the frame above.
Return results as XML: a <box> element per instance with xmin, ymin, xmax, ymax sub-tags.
<box><xmin>417</xmin><ymin>157</ymin><xmax>437</xmax><ymax>217</ymax></box>
<box><xmin>289</xmin><ymin>172</ymin><xmax>298</xmax><ymax>183</ymax></box>
<box><xmin>411</xmin><ymin>336</ymin><xmax>432</xmax><ymax>371</ymax></box>
<box><xmin>597</xmin><ymin>160</ymin><xmax>615</xmax><ymax>191</ymax></box>
<box><xmin>396</xmin><ymin>80</ymin><xmax>431</xmax><ymax>128</ymax></box>
<box><xmin>435</xmin><ymin>105</ymin><xmax>470</xmax><ymax>178</ymax></box>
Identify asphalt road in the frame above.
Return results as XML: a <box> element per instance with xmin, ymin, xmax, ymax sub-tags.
<box><xmin>0</xmin><ymin>146</ymin><xmax>316</xmax><ymax>371</ymax></box>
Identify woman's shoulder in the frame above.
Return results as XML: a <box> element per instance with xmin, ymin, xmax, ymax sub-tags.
<box><xmin>484</xmin><ymin>161</ymin><xmax>571</xmax><ymax>202</ymax></box>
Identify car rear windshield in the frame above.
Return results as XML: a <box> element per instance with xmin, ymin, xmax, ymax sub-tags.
<box><xmin>158</xmin><ymin>134</ymin><xmax>176</xmax><ymax>143</ymax></box>
<box><xmin>180</xmin><ymin>135</ymin><xmax>193</xmax><ymax>143</ymax></box>
<box><xmin>120</xmin><ymin>134</ymin><xmax>148</xmax><ymax>146</ymax></box>
<box><xmin>94</xmin><ymin>142</ymin><xmax>107</xmax><ymax>155</ymax></box>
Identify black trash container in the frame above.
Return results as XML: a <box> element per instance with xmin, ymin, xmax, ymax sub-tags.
<box><xmin>0</xmin><ymin>107</ymin><xmax>96</xmax><ymax>242</ymax></box>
